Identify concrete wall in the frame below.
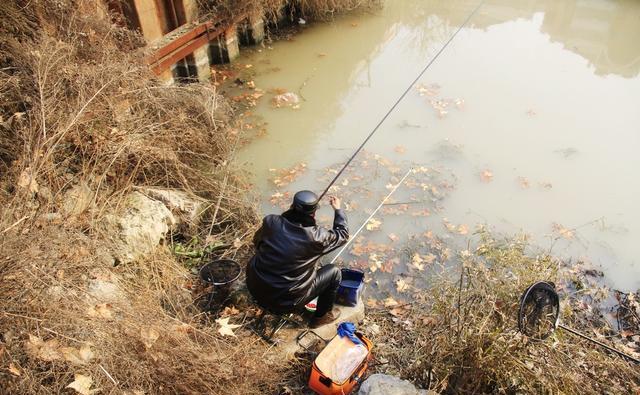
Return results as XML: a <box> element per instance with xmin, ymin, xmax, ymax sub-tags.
<box><xmin>133</xmin><ymin>0</ymin><xmax>164</xmax><ymax>42</ymax></box>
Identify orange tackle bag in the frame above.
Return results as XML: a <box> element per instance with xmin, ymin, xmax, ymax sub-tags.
<box><xmin>308</xmin><ymin>331</ymin><xmax>373</xmax><ymax>395</ymax></box>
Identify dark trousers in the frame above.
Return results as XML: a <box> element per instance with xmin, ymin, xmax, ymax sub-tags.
<box><xmin>303</xmin><ymin>264</ymin><xmax>342</xmax><ymax>317</ymax></box>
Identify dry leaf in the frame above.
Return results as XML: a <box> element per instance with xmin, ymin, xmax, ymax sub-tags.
<box><xmin>384</xmin><ymin>297</ymin><xmax>398</xmax><ymax>307</ymax></box>
<box><xmin>140</xmin><ymin>327</ymin><xmax>160</xmax><ymax>348</ymax></box>
<box><xmin>389</xmin><ymin>307</ymin><xmax>406</xmax><ymax>317</ymax></box>
<box><xmin>396</xmin><ymin>278</ymin><xmax>410</xmax><ymax>293</ymax></box>
<box><xmin>480</xmin><ymin>170</ymin><xmax>493</xmax><ymax>183</ymax></box>
<box><xmin>411</xmin><ymin>254</ymin><xmax>425</xmax><ymax>271</ymax></box>
<box><xmin>220</xmin><ymin>306</ymin><xmax>240</xmax><ymax>317</ymax></box>
<box><xmin>60</xmin><ymin>345</ymin><xmax>93</xmax><ymax>365</ymax></box>
<box><xmin>517</xmin><ymin>176</ymin><xmax>530</xmax><ymax>189</ymax></box>
<box><xmin>66</xmin><ymin>373</ymin><xmax>95</xmax><ymax>395</ymax></box>
<box><xmin>17</xmin><ymin>168</ymin><xmax>39</xmax><ymax>193</ymax></box>
<box><xmin>552</xmin><ymin>223</ymin><xmax>575</xmax><ymax>240</ymax></box>
<box><xmin>87</xmin><ymin>303</ymin><xmax>113</xmax><ymax>320</ymax></box>
<box><xmin>394</xmin><ymin>145</ymin><xmax>406</xmax><ymax>154</ymax></box>
<box><xmin>366</xmin><ymin>218</ymin><xmax>382</xmax><ymax>231</ymax></box>
<box><xmin>387</xmin><ymin>233</ymin><xmax>399</xmax><ymax>242</ymax></box>
<box><xmin>366</xmin><ymin>298</ymin><xmax>379</xmax><ymax>308</ymax></box>
<box><xmin>457</xmin><ymin>224</ymin><xmax>469</xmax><ymax>235</ymax></box>
<box><xmin>216</xmin><ymin>317</ymin><xmax>241</xmax><ymax>337</ymax></box>
<box><xmin>26</xmin><ymin>334</ymin><xmax>61</xmax><ymax>361</ymax></box>
<box><xmin>8</xmin><ymin>363</ymin><xmax>21</xmax><ymax>376</ymax></box>
<box><xmin>423</xmin><ymin>254</ymin><xmax>436</xmax><ymax>264</ymax></box>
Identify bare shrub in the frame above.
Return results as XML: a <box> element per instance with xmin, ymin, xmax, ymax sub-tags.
<box><xmin>367</xmin><ymin>231</ymin><xmax>640</xmax><ymax>394</ymax></box>
<box><xmin>0</xmin><ymin>1</ymin><xmax>279</xmax><ymax>393</ymax></box>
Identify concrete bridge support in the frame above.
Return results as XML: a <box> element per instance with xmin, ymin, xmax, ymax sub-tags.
<box><xmin>193</xmin><ymin>44</ymin><xmax>211</xmax><ymax>82</ymax></box>
<box><xmin>210</xmin><ymin>25</ymin><xmax>240</xmax><ymax>64</ymax></box>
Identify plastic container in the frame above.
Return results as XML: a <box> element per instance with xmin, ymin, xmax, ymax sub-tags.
<box><xmin>335</xmin><ymin>269</ymin><xmax>364</xmax><ymax>307</ymax></box>
<box><xmin>308</xmin><ymin>332</ymin><xmax>373</xmax><ymax>395</ymax></box>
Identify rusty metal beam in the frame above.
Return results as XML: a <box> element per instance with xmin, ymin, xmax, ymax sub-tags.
<box><xmin>146</xmin><ymin>11</ymin><xmax>250</xmax><ymax>76</ymax></box>
<box><xmin>146</xmin><ymin>20</ymin><xmax>216</xmax><ymax>66</ymax></box>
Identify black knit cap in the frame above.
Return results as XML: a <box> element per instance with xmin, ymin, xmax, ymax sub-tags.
<box><xmin>292</xmin><ymin>190</ymin><xmax>319</xmax><ymax>214</ymax></box>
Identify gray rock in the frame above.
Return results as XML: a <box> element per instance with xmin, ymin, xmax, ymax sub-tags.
<box><xmin>358</xmin><ymin>374</ymin><xmax>429</xmax><ymax>395</ymax></box>
<box><xmin>312</xmin><ymin>297</ymin><xmax>366</xmax><ymax>340</ymax></box>
<box><xmin>88</xmin><ymin>279</ymin><xmax>122</xmax><ymax>302</ymax></box>
<box><xmin>137</xmin><ymin>187</ymin><xmax>208</xmax><ymax>227</ymax></box>
<box><xmin>104</xmin><ymin>191</ymin><xmax>175</xmax><ymax>264</ymax></box>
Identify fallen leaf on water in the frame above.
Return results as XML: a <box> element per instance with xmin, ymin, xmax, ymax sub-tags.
<box><xmin>66</xmin><ymin>373</ymin><xmax>95</xmax><ymax>395</ymax></box>
<box><xmin>411</xmin><ymin>254</ymin><xmax>425</xmax><ymax>271</ymax></box>
<box><xmin>517</xmin><ymin>176</ymin><xmax>530</xmax><ymax>189</ymax></box>
<box><xmin>480</xmin><ymin>170</ymin><xmax>493</xmax><ymax>183</ymax></box>
<box><xmin>443</xmin><ymin>219</ymin><xmax>457</xmax><ymax>233</ymax></box>
<box><xmin>526</xmin><ymin>109</ymin><xmax>537</xmax><ymax>116</ymax></box>
<box><xmin>423</xmin><ymin>254</ymin><xmax>436</xmax><ymax>264</ymax></box>
<box><xmin>396</xmin><ymin>278</ymin><xmax>410</xmax><ymax>293</ymax></box>
<box><xmin>216</xmin><ymin>317</ymin><xmax>241</xmax><ymax>337</ymax></box>
<box><xmin>384</xmin><ymin>297</ymin><xmax>398</xmax><ymax>307</ymax></box>
<box><xmin>140</xmin><ymin>327</ymin><xmax>160</xmax><ymax>349</ymax></box>
<box><xmin>457</xmin><ymin>224</ymin><xmax>469</xmax><ymax>235</ymax></box>
<box><xmin>552</xmin><ymin>223</ymin><xmax>575</xmax><ymax>240</ymax></box>
<box><xmin>351</xmin><ymin>22</ymin><xmax>359</xmax><ymax>27</ymax></box>
<box><xmin>387</xmin><ymin>233</ymin><xmax>399</xmax><ymax>242</ymax></box>
<box><xmin>366</xmin><ymin>218</ymin><xmax>382</xmax><ymax>231</ymax></box>
<box><xmin>539</xmin><ymin>181</ymin><xmax>553</xmax><ymax>189</ymax></box>
<box><xmin>394</xmin><ymin>145</ymin><xmax>406</xmax><ymax>154</ymax></box>
<box><xmin>318</xmin><ymin>52</ymin><xmax>327</xmax><ymax>57</ymax></box>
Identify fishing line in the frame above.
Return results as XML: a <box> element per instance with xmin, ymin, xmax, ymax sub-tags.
<box><xmin>318</xmin><ymin>0</ymin><xmax>485</xmax><ymax>200</ymax></box>
<box><xmin>329</xmin><ymin>167</ymin><xmax>414</xmax><ymax>264</ymax></box>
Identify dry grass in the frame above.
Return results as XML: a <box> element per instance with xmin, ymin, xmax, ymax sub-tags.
<box><xmin>366</xmin><ymin>231</ymin><xmax>640</xmax><ymax>394</ymax></box>
<box><xmin>197</xmin><ymin>0</ymin><xmax>380</xmax><ymax>24</ymax></box>
<box><xmin>0</xmin><ymin>1</ymin><xmax>283</xmax><ymax>393</ymax></box>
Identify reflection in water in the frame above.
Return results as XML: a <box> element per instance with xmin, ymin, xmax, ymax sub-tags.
<box><xmin>236</xmin><ymin>0</ymin><xmax>640</xmax><ymax>291</ymax></box>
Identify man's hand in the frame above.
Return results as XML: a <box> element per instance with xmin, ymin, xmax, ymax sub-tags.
<box><xmin>329</xmin><ymin>196</ymin><xmax>341</xmax><ymax>210</ymax></box>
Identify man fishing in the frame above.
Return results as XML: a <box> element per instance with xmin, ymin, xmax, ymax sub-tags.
<box><xmin>246</xmin><ymin>190</ymin><xmax>348</xmax><ymax>328</ymax></box>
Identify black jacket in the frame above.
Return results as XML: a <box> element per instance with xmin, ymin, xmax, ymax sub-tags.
<box><xmin>246</xmin><ymin>209</ymin><xmax>349</xmax><ymax>312</ymax></box>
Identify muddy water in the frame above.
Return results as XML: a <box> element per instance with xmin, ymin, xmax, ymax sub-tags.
<box><xmin>235</xmin><ymin>0</ymin><xmax>640</xmax><ymax>292</ymax></box>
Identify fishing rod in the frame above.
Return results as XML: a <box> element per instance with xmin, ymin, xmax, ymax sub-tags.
<box><xmin>317</xmin><ymin>0</ymin><xmax>485</xmax><ymax>201</ymax></box>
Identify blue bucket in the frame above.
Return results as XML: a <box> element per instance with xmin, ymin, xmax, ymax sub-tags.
<box><xmin>335</xmin><ymin>268</ymin><xmax>364</xmax><ymax>307</ymax></box>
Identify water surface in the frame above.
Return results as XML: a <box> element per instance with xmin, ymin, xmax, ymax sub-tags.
<box><xmin>235</xmin><ymin>0</ymin><xmax>640</xmax><ymax>291</ymax></box>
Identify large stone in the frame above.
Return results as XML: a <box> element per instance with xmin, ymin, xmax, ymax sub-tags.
<box><xmin>137</xmin><ymin>187</ymin><xmax>208</xmax><ymax>227</ymax></box>
<box><xmin>358</xmin><ymin>374</ymin><xmax>430</xmax><ymax>395</ymax></box>
<box><xmin>268</xmin><ymin>298</ymin><xmax>366</xmax><ymax>360</ymax></box>
<box><xmin>104</xmin><ymin>191</ymin><xmax>175</xmax><ymax>264</ymax></box>
<box><xmin>312</xmin><ymin>298</ymin><xmax>366</xmax><ymax>340</ymax></box>
<box><xmin>88</xmin><ymin>279</ymin><xmax>122</xmax><ymax>302</ymax></box>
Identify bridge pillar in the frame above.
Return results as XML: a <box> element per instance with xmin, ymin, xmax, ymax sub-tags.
<box><xmin>209</xmin><ymin>25</ymin><xmax>240</xmax><ymax>64</ymax></box>
<box><xmin>193</xmin><ymin>44</ymin><xmax>211</xmax><ymax>82</ymax></box>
